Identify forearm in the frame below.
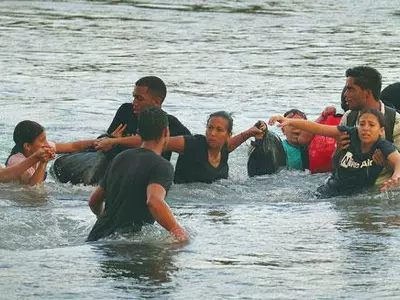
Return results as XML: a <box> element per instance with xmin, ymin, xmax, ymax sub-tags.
<box><xmin>108</xmin><ymin>136</ymin><xmax>142</xmax><ymax>148</ymax></box>
<box><xmin>228</xmin><ymin>130</ymin><xmax>252</xmax><ymax>152</ymax></box>
<box><xmin>147</xmin><ymin>196</ymin><xmax>182</xmax><ymax>233</ymax></box>
<box><xmin>288</xmin><ymin>119</ymin><xmax>340</xmax><ymax>137</ymax></box>
<box><xmin>25</xmin><ymin>162</ymin><xmax>47</xmax><ymax>185</ymax></box>
<box><xmin>0</xmin><ymin>155</ymin><xmax>39</xmax><ymax>182</ymax></box>
<box><xmin>56</xmin><ymin>139</ymin><xmax>95</xmax><ymax>153</ymax></box>
<box><xmin>388</xmin><ymin>153</ymin><xmax>400</xmax><ymax>177</ymax></box>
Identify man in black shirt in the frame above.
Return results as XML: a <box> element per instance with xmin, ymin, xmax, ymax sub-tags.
<box><xmin>87</xmin><ymin>107</ymin><xmax>188</xmax><ymax>242</ymax></box>
<box><xmin>95</xmin><ymin>76</ymin><xmax>191</xmax><ymax>161</ymax></box>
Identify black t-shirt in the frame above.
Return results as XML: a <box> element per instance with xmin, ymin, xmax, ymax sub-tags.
<box><xmin>174</xmin><ymin>134</ymin><xmax>229</xmax><ymax>184</ymax></box>
<box><xmin>323</xmin><ymin>125</ymin><xmax>397</xmax><ymax>195</ymax></box>
<box><xmin>107</xmin><ymin>103</ymin><xmax>191</xmax><ymax>160</ymax></box>
<box><xmin>87</xmin><ymin>148</ymin><xmax>174</xmax><ymax>241</ymax></box>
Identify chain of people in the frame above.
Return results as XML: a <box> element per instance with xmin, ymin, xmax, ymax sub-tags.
<box><xmin>1</xmin><ymin>66</ymin><xmax>400</xmax><ymax>243</ymax></box>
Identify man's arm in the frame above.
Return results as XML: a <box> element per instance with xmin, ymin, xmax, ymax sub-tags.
<box><xmin>298</xmin><ymin>106</ymin><xmax>337</xmax><ymax>145</ymax></box>
<box><xmin>94</xmin><ymin>135</ymin><xmax>142</xmax><ymax>151</ymax></box>
<box><xmin>336</xmin><ymin>110</ymin><xmax>351</xmax><ymax>149</ymax></box>
<box><xmin>269</xmin><ymin>116</ymin><xmax>341</xmax><ymax>137</ymax></box>
<box><xmin>56</xmin><ymin>139</ymin><xmax>95</xmax><ymax>153</ymax></box>
<box><xmin>147</xmin><ymin>183</ymin><xmax>188</xmax><ymax>242</ymax></box>
<box><xmin>89</xmin><ymin>186</ymin><xmax>106</xmax><ymax>217</ymax></box>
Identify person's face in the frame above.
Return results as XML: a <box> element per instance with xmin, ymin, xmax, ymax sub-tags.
<box><xmin>282</xmin><ymin>113</ymin><xmax>304</xmax><ymax>146</ymax></box>
<box><xmin>24</xmin><ymin>131</ymin><xmax>48</xmax><ymax>155</ymax></box>
<box><xmin>132</xmin><ymin>85</ymin><xmax>160</xmax><ymax>115</ymax></box>
<box><xmin>358</xmin><ymin>113</ymin><xmax>384</xmax><ymax>145</ymax></box>
<box><xmin>206</xmin><ymin>117</ymin><xmax>232</xmax><ymax>149</ymax></box>
<box><xmin>344</xmin><ymin>77</ymin><xmax>369</xmax><ymax>110</ymax></box>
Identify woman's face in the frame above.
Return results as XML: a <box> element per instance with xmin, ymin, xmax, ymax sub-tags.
<box><xmin>206</xmin><ymin>116</ymin><xmax>232</xmax><ymax>149</ymax></box>
<box><xmin>358</xmin><ymin>113</ymin><xmax>384</xmax><ymax>144</ymax></box>
<box><xmin>24</xmin><ymin>131</ymin><xmax>48</xmax><ymax>155</ymax></box>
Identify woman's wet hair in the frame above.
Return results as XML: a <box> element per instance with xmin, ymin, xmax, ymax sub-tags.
<box><xmin>358</xmin><ymin>107</ymin><xmax>385</xmax><ymax>128</ymax></box>
<box><xmin>6</xmin><ymin>120</ymin><xmax>45</xmax><ymax>165</ymax></box>
<box><xmin>207</xmin><ymin>111</ymin><xmax>233</xmax><ymax>133</ymax></box>
<box><xmin>138</xmin><ymin>107</ymin><xmax>169</xmax><ymax>141</ymax></box>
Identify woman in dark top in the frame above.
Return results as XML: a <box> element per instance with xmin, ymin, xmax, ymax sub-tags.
<box><xmin>269</xmin><ymin>108</ymin><xmax>400</xmax><ymax>197</ymax></box>
<box><xmin>166</xmin><ymin>111</ymin><xmax>265</xmax><ymax>184</ymax></box>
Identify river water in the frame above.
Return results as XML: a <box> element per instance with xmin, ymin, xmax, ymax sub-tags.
<box><xmin>1</xmin><ymin>1</ymin><xmax>400</xmax><ymax>299</ymax></box>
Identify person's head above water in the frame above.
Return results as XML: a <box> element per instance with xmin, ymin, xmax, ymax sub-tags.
<box><xmin>380</xmin><ymin>82</ymin><xmax>400</xmax><ymax>111</ymax></box>
<box><xmin>6</xmin><ymin>120</ymin><xmax>47</xmax><ymax>164</ymax></box>
<box><xmin>206</xmin><ymin>111</ymin><xmax>233</xmax><ymax>149</ymax></box>
<box><xmin>357</xmin><ymin>107</ymin><xmax>385</xmax><ymax>145</ymax></box>
<box><xmin>344</xmin><ymin>66</ymin><xmax>382</xmax><ymax>110</ymax></box>
<box><xmin>138</xmin><ymin>107</ymin><xmax>170</xmax><ymax>143</ymax></box>
<box><xmin>133</xmin><ymin>76</ymin><xmax>167</xmax><ymax>115</ymax></box>
<box><xmin>341</xmin><ymin>86</ymin><xmax>349</xmax><ymax>112</ymax></box>
<box><xmin>282</xmin><ymin>109</ymin><xmax>307</xmax><ymax>146</ymax></box>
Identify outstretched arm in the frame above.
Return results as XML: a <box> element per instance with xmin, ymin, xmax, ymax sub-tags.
<box><xmin>147</xmin><ymin>183</ymin><xmax>188</xmax><ymax>242</ymax></box>
<box><xmin>164</xmin><ymin>136</ymin><xmax>186</xmax><ymax>154</ymax></box>
<box><xmin>269</xmin><ymin>115</ymin><xmax>341</xmax><ymax>137</ymax></box>
<box><xmin>228</xmin><ymin>121</ymin><xmax>266</xmax><ymax>152</ymax></box>
<box><xmin>94</xmin><ymin>135</ymin><xmax>142</xmax><ymax>152</ymax></box>
<box><xmin>56</xmin><ymin>139</ymin><xmax>95</xmax><ymax>153</ymax></box>
<box><xmin>298</xmin><ymin>106</ymin><xmax>337</xmax><ymax>144</ymax></box>
<box><xmin>380</xmin><ymin>151</ymin><xmax>400</xmax><ymax>191</ymax></box>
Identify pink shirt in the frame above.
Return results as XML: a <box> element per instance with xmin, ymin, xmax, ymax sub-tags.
<box><xmin>7</xmin><ymin>153</ymin><xmax>37</xmax><ymax>181</ymax></box>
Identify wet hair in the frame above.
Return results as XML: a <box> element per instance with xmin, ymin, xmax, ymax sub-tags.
<box><xmin>283</xmin><ymin>109</ymin><xmax>307</xmax><ymax>120</ymax></box>
<box><xmin>138</xmin><ymin>107</ymin><xmax>169</xmax><ymax>141</ymax></box>
<box><xmin>345</xmin><ymin>66</ymin><xmax>382</xmax><ymax>101</ymax></box>
<box><xmin>380</xmin><ymin>82</ymin><xmax>400</xmax><ymax>111</ymax></box>
<box><xmin>207</xmin><ymin>111</ymin><xmax>233</xmax><ymax>134</ymax></box>
<box><xmin>358</xmin><ymin>107</ymin><xmax>385</xmax><ymax>128</ymax></box>
<box><xmin>135</xmin><ymin>76</ymin><xmax>167</xmax><ymax>103</ymax></box>
<box><xmin>341</xmin><ymin>86</ymin><xmax>349</xmax><ymax>111</ymax></box>
<box><xmin>6</xmin><ymin>120</ymin><xmax>45</xmax><ymax>165</ymax></box>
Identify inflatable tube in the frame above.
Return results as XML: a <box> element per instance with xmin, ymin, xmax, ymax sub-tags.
<box><xmin>50</xmin><ymin>150</ymin><xmax>110</xmax><ymax>185</ymax></box>
<box><xmin>50</xmin><ymin>133</ymin><xmax>132</xmax><ymax>185</ymax></box>
<box><xmin>247</xmin><ymin>129</ymin><xmax>286</xmax><ymax>177</ymax></box>
<box><xmin>308</xmin><ymin>114</ymin><xmax>342</xmax><ymax>174</ymax></box>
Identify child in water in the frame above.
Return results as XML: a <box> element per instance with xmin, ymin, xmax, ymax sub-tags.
<box><xmin>269</xmin><ymin>108</ymin><xmax>400</xmax><ymax>197</ymax></box>
<box><xmin>6</xmin><ymin>120</ymin><xmax>95</xmax><ymax>185</ymax></box>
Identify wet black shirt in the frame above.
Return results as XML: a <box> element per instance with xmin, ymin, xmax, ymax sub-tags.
<box><xmin>107</xmin><ymin>103</ymin><xmax>191</xmax><ymax>160</ymax></box>
<box><xmin>87</xmin><ymin>148</ymin><xmax>174</xmax><ymax>241</ymax></box>
<box><xmin>174</xmin><ymin>135</ymin><xmax>229</xmax><ymax>184</ymax></box>
<box><xmin>319</xmin><ymin>125</ymin><xmax>397</xmax><ymax>197</ymax></box>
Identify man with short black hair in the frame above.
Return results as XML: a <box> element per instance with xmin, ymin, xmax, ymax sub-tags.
<box><xmin>87</xmin><ymin>107</ymin><xmax>188</xmax><ymax>242</ymax></box>
<box><xmin>95</xmin><ymin>76</ymin><xmax>191</xmax><ymax>161</ymax></box>
<box><xmin>337</xmin><ymin>66</ymin><xmax>400</xmax><ymax>185</ymax></box>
